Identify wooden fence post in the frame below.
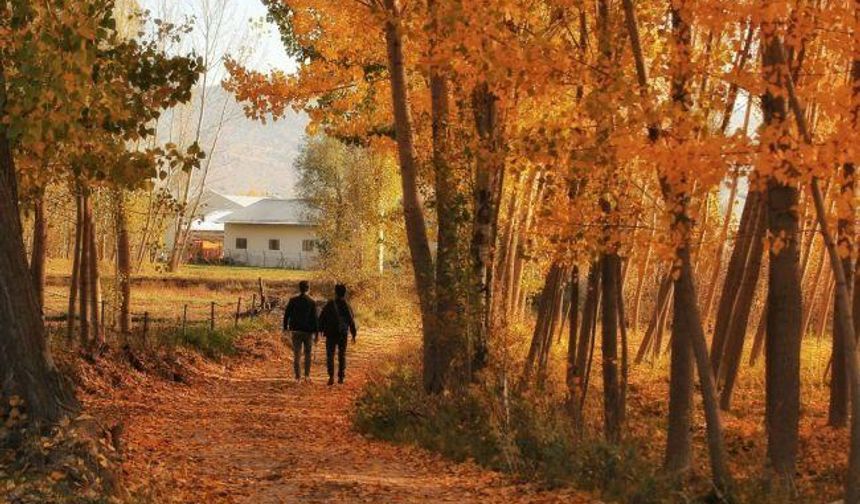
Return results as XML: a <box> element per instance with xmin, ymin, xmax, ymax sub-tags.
<box><xmin>210</xmin><ymin>301</ymin><xmax>215</xmax><ymax>333</ymax></box>
<box><xmin>182</xmin><ymin>304</ymin><xmax>188</xmax><ymax>339</ymax></box>
<box><xmin>251</xmin><ymin>294</ymin><xmax>257</xmax><ymax>317</ymax></box>
<box><xmin>142</xmin><ymin>311</ymin><xmax>149</xmax><ymax>346</ymax></box>
<box><xmin>235</xmin><ymin>297</ymin><xmax>241</xmax><ymax>328</ymax></box>
<box><xmin>258</xmin><ymin>277</ymin><xmax>265</xmax><ymax>308</ymax></box>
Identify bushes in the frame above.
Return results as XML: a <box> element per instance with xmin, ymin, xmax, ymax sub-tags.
<box><xmin>160</xmin><ymin>318</ymin><xmax>273</xmax><ymax>358</ymax></box>
<box><xmin>353</xmin><ymin>358</ymin><xmax>669</xmax><ymax>501</ymax></box>
<box><xmin>353</xmin><ymin>359</ymin><xmax>502</xmax><ymax>466</ymax></box>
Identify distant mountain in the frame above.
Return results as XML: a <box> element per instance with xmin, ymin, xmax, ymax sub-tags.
<box><xmin>159</xmin><ymin>85</ymin><xmax>309</xmax><ymax>197</ymax></box>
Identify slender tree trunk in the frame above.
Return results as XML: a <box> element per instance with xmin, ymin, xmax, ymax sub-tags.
<box><xmin>701</xmin><ymin>168</ymin><xmax>740</xmax><ymax>323</ymax></box>
<box><xmin>538</xmin><ymin>265</ymin><xmax>567</xmax><ymax>385</ymax></box>
<box><xmin>427</xmin><ymin>0</ymin><xmax>467</xmax><ymax>386</ymax></box>
<box><xmin>524</xmin><ymin>263</ymin><xmax>562</xmax><ymax>383</ymax></box>
<box><xmin>471</xmin><ymin>83</ymin><xmax>503</xmax><ymax>374</ymax></box>
<box><xmin>761</xmin><ymin>25</ymin><xmax>803</xmax><ymax>491</ymax></box>
<box><xmin>636</xmin><ymin>273</ymin><xmax>671</xmax><ymax>363</ymax></box>
<box><xmin>677</xmin><ymin>244</ymin><xmax>734</xmax><ymax>493</ymax></box>
<box><xmin>663</xmin><ymin>3</ymin><xmax>695</xmax><ymax>478</ymax></box>
<box><xmin>0</xmin><ymin>57</ymin><xmax>77</xmax><ymax>423</ymax></box>
<box><xmin>382</xmin><ymin>0</ymin><xmax>439</xmax><ymax>392</ymax></box>
<box><xmin>665</xmin><ymin>279</ymin><xmax>693</xmax><ymax>475</ymax></box>
<box><xmin>718</xmin><ymin>199</ymin><xmax>766</xmax><ymax>410</ymax></box>
<box><xmin>601</xmin><ymin>253</ymin><xmax>623</xmax><ymax>442</ymax></box>
<box><xmin>513</xmin><ymin>175</ymin><xmax>546</xmax><ymax>317</ymax></box>
<box><xmin>566</xmin><ymin>266</ymin><xmax>581</xmax><ymax>423</ymax></box>
<box><xmin>802</xmin><ymin>238</ymin><xmax>828</xmax><ymax>336</ymax></box>
<box><xmin>711</xmin><ymin>190</ymin><xmax>762</xmax><ymax>372</ymax></box>
<box><xmin>86</xmin><ymin>193</ymin><xmax>102</xmax><ymax>346</ymax></box>
<box><xmin>66</xmin><ymin>191</ymin><xmax>83</xmax><ymax>341</ymax></box>
<box><xmin>30</xmin><ymin>189</ymin><xmax>47</xmax><ymax>312</ymax></box>
<box><xmin>79</xmin><ymin>191</ymin><xmax>91</xmax><ymax>346</ymax></box>
<box><xmin>494</xmin><ymin>171</ymin><xmax>526</xmax><ymax>323</ymax></box>
<box><xmin>715</xmin><ymin>199</ymin><xmax>767</xmax><ymax>411</ymax></box>
<box><xmin>631</xmin><ymin>211</ymin><xmax>656</xmax><ymax>333</ymax></box>
<box><xmin>115</xmin><ymin>190</ymin><xmax>132</xmax><ymax>336</ymax></box>
<box><xmin>575</xmin><ymin>263</ymin><xmax>600</xmax><ymax>409</ymax></box>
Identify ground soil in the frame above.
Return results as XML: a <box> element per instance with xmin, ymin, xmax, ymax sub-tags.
<box><xmin>85</xmin><ymin>328</ymin><xmax>596</xmax><ymax>503</ymax></box>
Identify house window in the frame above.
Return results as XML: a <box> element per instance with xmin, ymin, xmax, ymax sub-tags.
<box><xmin>235</xmin><ymin>238</ymin><xmax>247</xmax><ymax>250</ymax></box>
<box><xmin>269</xmin><ymin>239</ymin><xmax>280</xmax><ymax>251</ymax></box>
<box><xmin>302</xmin><ymin>239</ymin><xmax>316</xmax><ymax>252</ymax></box>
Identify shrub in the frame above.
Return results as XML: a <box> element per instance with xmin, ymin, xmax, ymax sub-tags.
<box><xmin>353</xmin><ymin>359</ymin><xmax>502</xmax><ymax>466</ymax></box>
<box><xmin>160</xmin><ymin>317</ymin><xmax>273</xmax><ymax>358</ymax></box>
<box><xmin>353</xmin><ymin>357</ymin><xmax>678</xmax><ymax>502</ymax></box>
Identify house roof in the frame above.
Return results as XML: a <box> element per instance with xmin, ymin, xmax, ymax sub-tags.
<box><xmin>217</xmin><ymin>198</ymin><xmax>318</xmax><ymax>226</ymax></box>
<box><xmin>190</xmin><ymin>210</ymin><xmax>233</xmax><ymax>232</ymax></box>
<box><xmin>219</xmin><ymin>193</ymin><xmax>266</xmax><ymax>208</ymax></box>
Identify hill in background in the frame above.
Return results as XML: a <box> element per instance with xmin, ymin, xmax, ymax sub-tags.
<box><xmin>160</xmin><ymin>85</ymin><xmax>309</xmax><ymax>197</ymax></box>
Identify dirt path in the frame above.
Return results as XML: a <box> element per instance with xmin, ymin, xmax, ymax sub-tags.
<box><xmin>93</xmin><ymin>329</ymin><xmax>595</xmax><ymax>503</ymax></box>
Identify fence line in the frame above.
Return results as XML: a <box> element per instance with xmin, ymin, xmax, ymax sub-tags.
<box><xmin>44</xmin><ymin>277</ymin><xmax>284</xmax><ymax>348</ymax></box>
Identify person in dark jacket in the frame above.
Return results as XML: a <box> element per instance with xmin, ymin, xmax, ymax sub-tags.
<box><xmin>318</xmin><ymin>284</ymin><xmax>357</xmax><ymax>385</ymax></box>
<box><xmin>283</xmin><ymin>280</ymin><xmax>318</xmax><ymax>382</ymax></box>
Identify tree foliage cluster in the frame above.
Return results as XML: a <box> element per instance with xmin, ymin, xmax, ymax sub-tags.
<box><xmin>1</xmin><ymin>0</ymin><xmax>201</xmax><ymax>425</ymax></box>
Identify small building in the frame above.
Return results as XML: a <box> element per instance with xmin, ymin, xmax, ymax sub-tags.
<box><xmin>218</xmin><ymin>198</ymin><xmax>319</xmax><ymax>270</ymax></box>
<box><xmin>165</xmin><ymin>190</ymin><xmax>265</xmax><ymax>263</ymax></box>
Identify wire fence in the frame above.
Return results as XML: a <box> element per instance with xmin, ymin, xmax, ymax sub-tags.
<box><xmin>43</xmin><ymin>283</ymin><xmax>284</xmax><ymax>349</ymax></box>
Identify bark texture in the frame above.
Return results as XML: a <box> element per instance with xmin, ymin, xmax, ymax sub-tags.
<box><xmin>0</xmin><ymin>58</ymin><xmax>78</xmax><ymax>423</ymax></box>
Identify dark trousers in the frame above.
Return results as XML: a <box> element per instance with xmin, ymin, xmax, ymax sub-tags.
<box><xmin>291</xmin><ymin>331</ymin><xmax>313</xmax><ymax>379</ymax></box>
<box><xmin>325</xmin><ymin>335</ymin><xmax>347</xmax><ymax>380</ymax></box>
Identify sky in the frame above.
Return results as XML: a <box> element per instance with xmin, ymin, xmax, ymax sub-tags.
<box><xmin>137</xmin><ymin>0</ymin><xmax>297</xmax><ymax>76</ymax></box>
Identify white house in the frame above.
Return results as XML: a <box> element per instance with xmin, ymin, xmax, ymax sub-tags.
<box><xmin>164</xmin><ymin>190</ymin><xmax>265</xmax><ymax>257</ymax></box>
<box><xmin>218</xmin><ymin>198</ymin><xmax>319</xmax><ymax>270</ymax></box>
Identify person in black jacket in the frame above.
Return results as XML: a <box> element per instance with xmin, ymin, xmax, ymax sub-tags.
<box><xmin>283</xmin><ymin>280</ymin><xmax>318</xmax><ymax>382</ymax></box>
<box><xmin>318</xmin><ymin>284</ymin><xmax>357</xmax><ymax>385</ymax></box>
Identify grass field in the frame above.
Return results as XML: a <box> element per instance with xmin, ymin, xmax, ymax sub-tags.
<box><xmin>43</xmin><ymin>260</ymin><xmax>318</xmax><ymax>338</ymax></box>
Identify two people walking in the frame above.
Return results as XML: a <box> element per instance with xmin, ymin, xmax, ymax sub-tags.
<box><xmin>282</xmin><ymin>281</ymin><xmax>357</xmax><ymax>386</ymax></box>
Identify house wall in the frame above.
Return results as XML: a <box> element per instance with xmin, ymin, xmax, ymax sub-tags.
<box><xmin>223</xmin><ymin>223</ymin><xmax>319</xmax><ymax>270</ymax></box>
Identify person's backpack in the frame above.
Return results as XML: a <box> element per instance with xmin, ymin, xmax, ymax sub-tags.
<box><xmin>332</xmin><ymin>300</ymin><xmax>349</xmax><ymax>338</ymax></box>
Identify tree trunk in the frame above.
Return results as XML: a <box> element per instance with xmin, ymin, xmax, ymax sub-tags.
<box><xmin>677</xmin><ymin>244</ymin><xmax>734</xmax><ymax>494</ymax></box>
<box><xmin>513</xmin><ymin>174</ymin><xmax>546</xmax><ymax>318</ymax></box>
<box><xmin>115</xmin><ymin>190</ymin><xmax>132</xmax><ymax>336</ymax></box>
<box><xmin>566</xmin><ymin>266</ymin><xmax>581</xmax><ymax>423</ymax></box>
<box><xmin>427</xmin><ymin>0</ymin><xmax>467</xmax><ymax>387</ymax></box>
<box><xmin>86</xmin><ymin>193</ymin><xmax>102</xmax><ymax>346</ymax></box>
<box><xmin>636</xmin><ymin>273</ymin><xmax>671</xmax><ymax>363</ymax></box>
<box><xmin>802</xmin><ymin>237</ymin><xmax>828</xmax><ymax>336</ymax></box>
<box><xmin>382</xmin><ymin>0</ymin><xmax>439</xmax><ymax>393</ymax></box>
<box><xmin>575</xmin><ymin>263</ymin><xmax>600</xmax><ymax>412</ymax></box>
<box><xmin>601</xmin><ymin>253</ymin><xmax>623</xmax><ymax>442</ymax></box>
<box><xmin>761</xmin><ymin>25</ymin><xmax>803</xmax><ymax>490</ymax></box>
<box><xmin>0</xmin><ymin>57</ymin><xmax>78</xmax><ymax>423</ymax></box>
<box><xmin>79</xmin><ymin>191</ymin><xmax>91</xmax><ymax>346</ymax></box>
<box><xmin>524</xmin><ymin>263</ymin><xmax>562</xmax><ymax>384</ymax></box>
<box><xmin>30</xmin><ymin>189</ymin><xmax>47</xmax><ymax>312</ymax></box>
<box><xmin>711</xmin><ymin>189</ymin><xmax>761</xmax><ymax>372</ymax></box>
<box><xmin>66</xmin><ymin>191</ymin><xmax>83</xmax><ymax>341</ymax></box>
<box><xmin>701</xmin><ymin>169</ymin><xmax>740</xmax><ymax>324</ymax></box>
<box><xmin>666</xmin><ymin>266</ymin><xmax>693</xmax><ymax>476</ymax></box>
<box><xmin>471</xmin><ymin>83</ymin><xmax>504</xmax><ymax>375</ymax></box>
<box><xmin>631</xmin><ymin>210</ymin><xmax>656</xmax><ymax>333</ymax></box>
<box><xmin>718</xmin><ymin>197</ymin><xmax>766</xmax><ymax>410</ymax></box>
